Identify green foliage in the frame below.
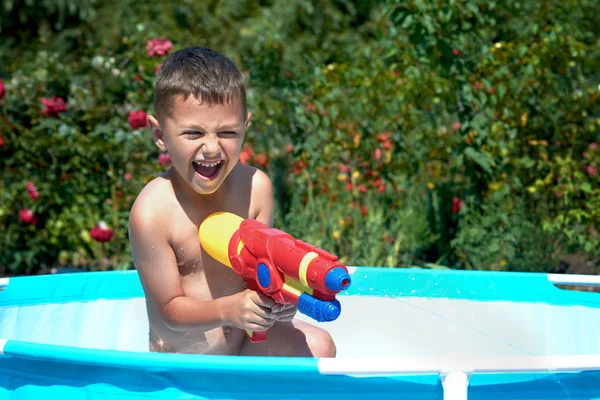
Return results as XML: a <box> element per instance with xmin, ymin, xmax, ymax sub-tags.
<box><xmin>0</xmin><ymin>0</ymin><xmax>598</xmax><ymax>275</ymax></box>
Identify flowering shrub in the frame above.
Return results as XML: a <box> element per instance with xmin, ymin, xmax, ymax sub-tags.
<box><xmin>0</xmin><ymin>0</ymin><xmax>598</xmax><ymax>275</ymax></box>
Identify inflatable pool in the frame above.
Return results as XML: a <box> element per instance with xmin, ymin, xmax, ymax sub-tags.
<box><xmin>1</xmin><ymin>266</ymin><xmax>600</xmax><ymax>399</ymax></box>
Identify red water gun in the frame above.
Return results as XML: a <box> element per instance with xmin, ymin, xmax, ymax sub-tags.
<box><xmin>199</xmin><ymin>212</ymin><xmax>352</xmax><ymax>342</ymax></box>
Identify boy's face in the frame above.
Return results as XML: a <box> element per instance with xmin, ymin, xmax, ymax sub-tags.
<box><xmin>150</xmin><ymin>94</ymin><xmax>249</xmax><ymax>195</ymax></box>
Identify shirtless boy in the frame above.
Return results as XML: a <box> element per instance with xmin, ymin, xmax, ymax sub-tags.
<box><xmin>128</xmin><ymin>47</ymin><xmax>336</xmax><ymax>357</ymax></box>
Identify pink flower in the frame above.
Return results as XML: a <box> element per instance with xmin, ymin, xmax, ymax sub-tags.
<box><xmin>587</xmin><ymin>165</ymin><xmax>597</xmax><ymax>177</ymax></box>
<box><xmin>451</xmin><ymin>122</ymin><xmax>461</xmax><ymax>132</ymax></box>
<box><xmin>128</xmin><ymin>110</ymin><xmax>148</xmax><ymax>129</ymax></box>
<box><xmin>124</xmin><ymin>173</ymin><xmax>132</xmax><ymax>181</ymax></box>
<box><xmin>155</xmin><ymin>64</ymin><xmax>162</xmax><ymax>74</ymax></box>
<box><xmin>158</xmin><ymin>153</ymin><xmax>171</xmax><ymax>166</ymax></box>
<box><xmin>146</xmin><ymin>38</ymin><xmax>173</xmax><ymax>57</ymax></box>
<box><xmin>28</xmin><ymin>189</ymin><xmax>39</xmax><ymax>200</ymax></box>
<box><xmin>285</xmin><ymin>144</ymin><xmax>294</xmax><ymax>153</ymax></box>
<box><xmin>0</xmin><ymin>79</ymin><xmax>5</xmax><ymax>100</ymax></box>
<box><xmin>452</xmin><ymin>196</ymin><xmax>463</xmax><ymax>213</ymax></box>
<box><xmin>589</xmin><ymin>142</ymin><xmax>598</xmax><ymax>150</ymax></box>
<box><xmin>90</xmin><ymin>222</ymin><xmax>113</xmax><ymax>243</ymax></box>
<box><xmin>19</xmin><ymin>209</ymin><xmax>37</xmax><ymax>225</ymax></box>
<box><xmin>41</xmin><ymin>96</ymin><xmax>66</xmax><ymax>118</ymax></box>
<box><xmin>338</xmin><ymin>163</ymin><xmax>350</xmax><ymax>173</ymax></box>
<box><xmin>26</xmin><ymin>182</ymin><xmax>39</xmax><ymax>200</ymax></box>
<box><xmin>0</xmin><ymin>136</ymin><xmax>4</xmax><ymax>147</ymax></box>
<box><xmin>375</xmin><ymin>147</ymin><xmax>383</xmax><ymax>161</ymax></box>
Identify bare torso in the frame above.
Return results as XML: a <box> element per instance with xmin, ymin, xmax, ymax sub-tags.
<box><xmin>138</xmin><ymin>164</ymin><xmax>259</xmax><ymax>354</ymax></box>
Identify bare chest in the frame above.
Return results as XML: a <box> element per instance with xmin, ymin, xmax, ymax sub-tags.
<box><xmin>169</xmin><ymin>208</ymin><xmax>247</xmax><ymax>299</ymax></box>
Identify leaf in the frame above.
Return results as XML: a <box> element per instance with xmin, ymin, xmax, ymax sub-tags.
<box><xmin>464</xmin><ymin>147</ymin><xmax>493</xmax><ymax>174</ymax></box>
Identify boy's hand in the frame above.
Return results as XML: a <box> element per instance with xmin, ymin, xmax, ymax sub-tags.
<box><xmin>270</xmin><ymin>303</ymin><xmax>297</xmax><ymax>322</ymax></box>
<box><xmin>224</xmin><ymin>289</ymin><xmax>277</xmax><ymax>332</ymax></box>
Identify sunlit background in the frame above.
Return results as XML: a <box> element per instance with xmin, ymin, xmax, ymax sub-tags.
<box><xmin>0</xmin><ymin>0</ymin><xmax>598</xmax><ymax>279</ymax></box>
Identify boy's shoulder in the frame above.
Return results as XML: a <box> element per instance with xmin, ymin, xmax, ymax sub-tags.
<box><xmin>129</xmin><ymin>175</ymin><xmax>177</xmax><ymax>232</ymax></box>
<box><xmin>231</xmin><ymin>163</ymin><xmax>272</xmax><ymax>191</ymax></box>
<box><xmin>228</xmin><ymin>163</ymin><xmax>274</xmax><ymax>222</ymax></box>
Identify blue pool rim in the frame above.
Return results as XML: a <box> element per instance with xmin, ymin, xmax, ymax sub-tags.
<box><xmin>1</xmin><ymin>267</ymin><xmax>600</xmax><ymax>399</ymax></box>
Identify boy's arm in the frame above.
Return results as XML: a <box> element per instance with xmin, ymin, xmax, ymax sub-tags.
<box><xmin>129</xmin><ymin>199</ymin><xmax>277</xmax><ymax>333</ymax></box>
<box><xmin>128</xmin><ymin>203</ymin><xmax>229</xmax><ymax>332</ymax></box>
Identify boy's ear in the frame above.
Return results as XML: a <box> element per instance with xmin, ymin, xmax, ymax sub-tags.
<box><xmin>244</xmin><ymin>111</ymin><xmax>252</xmax><ymax>129</ymax></box>
<box><xmin>147</xmin><ymin>115</ymin><xmax>167</xmax><ymax>151</ymax></box>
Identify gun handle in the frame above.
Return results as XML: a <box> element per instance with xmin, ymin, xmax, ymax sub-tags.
<box><xmin>245</xmin><ymin>329</ymin><xmax>267</xmax><ymax>342</ymax></box>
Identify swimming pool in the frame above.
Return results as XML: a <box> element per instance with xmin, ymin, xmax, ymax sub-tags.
<box><xmin>1</xmin><ymin>267</ymin><xmax>599</xmax><ymax>399</ymax></box>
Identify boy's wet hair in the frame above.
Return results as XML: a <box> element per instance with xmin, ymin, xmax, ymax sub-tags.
<box><xmin>154</xmin><ymin>47</ymin><xmax>247</xmax><ymax>121</ymax></box>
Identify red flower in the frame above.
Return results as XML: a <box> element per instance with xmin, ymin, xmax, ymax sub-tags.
<box><xmin>0</xmin><ymin>79</ymin><xmax>5</xmax><ymax>100</ymax></box>
<box><xmin>285</xmin><ymin>144</ymin><xmax>294</xmax><ymax>153</ymax></box>
<box><xmin>19</xmin><ymin>209</ymin><xmax>37</xmax><ymax>225</ymax></box>
<box><xmin>587</xmin><ymin>165</ymin><xmax>597</xmax><ymax>177</ymax></box>
<box><xmin>452</xmin><ymin>197</ymin><xmax>463</xmax><ymax>213</ymax></box>
<box><xmin>374</xmin><ymin>178</ymin><xmax>385</xmax><ymax>193</ymax></box>
<box><xmin>0</xmin><ymin>136</ymin><xmax>4</xmax><ymax>147</ymax></box>
<box><xmin>41</xmin><ymin>96</ymin><xmax>66</xmax><ymax>118</ymax></box>
<box><xmin>128</xmin><ymin>110</ymin><xmax>148</xmax><ymax>129</ymax></box>
<box><xmin>452</xmin><ymin>49</ymin><xmax>461</xmax><ymax>56</ymax></box>
<box><xmin>239</xmin><ymin>146</ymin><xmax>254</xmax><ymax>164</ymax></box>
<box><xmin>158</xmin><ymin>153</ymin><xmax>171</xmax><ymax>166</ymax></box>
<box><xmin>361</xmin><ymin>204</ymin><xmax>368</xmax><ymax>217</ymax></box>
<box><xmin>293</xmin><ymin>160</ymin><xmax>306</xmax><ymax>175</ymax></box>
<box><xmin>90</xmin><ymin>222</ymin><xmax>113</xmax><ymax>243</ymax></box>
<box><xmin>253</xmin><ymin>153</ymin><xmax>269</xmax><ymax>168</ymax></box>
<box><xmin>146</xmin><ymin>38</ymin><xmax>173</xmax><ymax>57</ymax></box>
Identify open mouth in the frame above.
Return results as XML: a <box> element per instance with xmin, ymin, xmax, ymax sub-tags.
<box><xmin>193</xmin><ymin>160</ymin><xmax>224</xmax><ymax>180</ymax></box>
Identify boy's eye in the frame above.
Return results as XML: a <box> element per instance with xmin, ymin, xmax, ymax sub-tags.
<box><xmin>184</xmin><ymin>131</ymin><xmax>203</xmax><ymax>136</ymax></box>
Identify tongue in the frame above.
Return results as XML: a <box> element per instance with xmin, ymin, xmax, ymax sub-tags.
<box><xmin>196</xmin><ymin>163</ymin><xmax>220</xmax><ymax>178</ymax></box>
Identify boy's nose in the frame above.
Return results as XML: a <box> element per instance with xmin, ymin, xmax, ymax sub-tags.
<box><xmin>202</xmin><ymin>138</ymin><xmax>221</xmax><ymax>156</ymax></box>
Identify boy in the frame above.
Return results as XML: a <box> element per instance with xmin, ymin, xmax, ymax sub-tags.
<box><xmin>128</xmin><ymin>47</ymin><xmax>336</xmax><ymax>357</ymax></box>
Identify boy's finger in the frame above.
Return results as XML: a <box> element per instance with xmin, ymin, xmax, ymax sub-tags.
<box><xmin>272</xmin><ymin>303</ymin><xmax>295</xmax><ymax>313</ymax></box>
<box><xmin>273</xmin><ymin>308</ymin><xmax>297</xmax><ymax>319</ymax></box>
<box><xmin>255</xmin><ymin>293</ymin><xmax>276</xmax><ymax>308</ymax></box>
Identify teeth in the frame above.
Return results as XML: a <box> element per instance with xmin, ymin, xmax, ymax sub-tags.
<box><xmin>197</xmin><ymin>161</ymin><xmax>221</xmax><ymax>167</ymax></box>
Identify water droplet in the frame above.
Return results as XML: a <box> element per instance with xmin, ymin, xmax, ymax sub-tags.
<box><xmin>411</xmin><ymin>277</ymin><xmax>415</xmax><ymax>281</ymax></box>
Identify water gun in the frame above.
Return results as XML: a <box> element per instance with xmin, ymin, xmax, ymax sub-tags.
<box><xmin>199</xmin><ymin>212</ymin><xmax>351</xmax><ymax>342</ymax></box>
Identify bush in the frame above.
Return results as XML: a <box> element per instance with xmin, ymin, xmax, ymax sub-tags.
<box><xmin>0</xmin><ymin>0</ymin><xmax>598</xmax><ymax>275</ymax></box>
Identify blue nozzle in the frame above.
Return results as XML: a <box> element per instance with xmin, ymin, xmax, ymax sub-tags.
<box><xmin>297</xmin><ymin>294</ymin><xmax>341</xmax><ymax>322</ymax></box>
<box><xmin>325</xmin><ymin>267</ymin><xmax>351</xmax><ymax>291</ymax></box>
